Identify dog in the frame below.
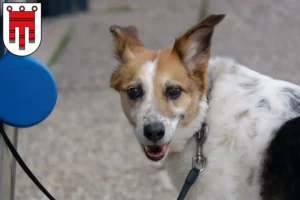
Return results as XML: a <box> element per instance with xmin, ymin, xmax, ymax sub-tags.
<box><xmin>109</xmin><ymin>14</ymin><xmax>300</xmax><ymax>200</ymax></box>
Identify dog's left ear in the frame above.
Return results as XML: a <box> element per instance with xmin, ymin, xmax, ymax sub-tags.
<box><xmin>173</xmin><ymin>14</ymin><xmax>225</xmax><ymax>71</ymax></box>
<box><xmin>109</xmin><ymin>25</ymin><xmax>145</xmax><ymax>91</ymax></box>
<box><xmin>109</xmin><ymin>25</ymin><xmax>144</xmax><ymax>64</ymax></box>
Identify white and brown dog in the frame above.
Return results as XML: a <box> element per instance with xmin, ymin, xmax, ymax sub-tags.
<box><xmin>109</xmin><ymin>14</ymin><xmax>300</xmax><ymax>200</ymax></box>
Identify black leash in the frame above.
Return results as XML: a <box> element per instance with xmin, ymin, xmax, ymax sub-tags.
<box><xmin>0</xmin><ymin>123</ymin><xmax>56</xmax><ymax>200</ymax></box>
<box><xmin>177</xmin><ymin>167</ymin><xmax>200</xmax><ymax>200</ymax></box>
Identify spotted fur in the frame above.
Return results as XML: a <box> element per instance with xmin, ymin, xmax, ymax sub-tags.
<box><xmin>164</xmin><ymin>57</ymin><xmax>300</xmax><ymax>200</ymax></box>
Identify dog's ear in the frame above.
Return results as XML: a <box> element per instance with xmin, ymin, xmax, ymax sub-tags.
<box><xmin>109</xmin><ymin>25</ymin><xmax>144</xmax><ymax>64</ymax></box>
<box><xmin>172</xmin><ymin>14</ymin><xmax>225</xmax><ymax>71</ymax></box>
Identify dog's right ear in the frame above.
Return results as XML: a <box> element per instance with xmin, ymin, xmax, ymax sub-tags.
<box><xmin>109</xmin><ymin>25</ymin><xmax>144</xmax><ymax>64</ymax></box>
<box><xmin>172</xmin><ymin>14</ymin><xmax>225</xmax><ymax>72</ymax></box>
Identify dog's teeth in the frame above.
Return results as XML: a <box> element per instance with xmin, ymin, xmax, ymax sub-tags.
<box><xmin>143</xmin><ymin>144</ymin><xmax>170</xmax><ymax>160</ymax></box>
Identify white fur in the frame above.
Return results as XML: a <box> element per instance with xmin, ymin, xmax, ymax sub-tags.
<box><xmin>133</xmin><ymin>59</ymin><xmax>158</xmax><ymax>144</ymax></box>
<box><xmin>162</xmin><ymin>57</ymin><xmax>300</xmax><ymax>200</ymax></box>
<box><xmin>133</xmin><ymin>54</ymin><xmax>183</xmax><ymax>146</ymax></box>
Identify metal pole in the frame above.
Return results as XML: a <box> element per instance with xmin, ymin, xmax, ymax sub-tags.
<box><xmin>0</xmin><ymin>125</ymin><xmax>18</xmax><ymax>200</ymax></box>
<box><xmin>0</xmin><ymin>1</ymin><xmax>19</xmax><ymax>200</ymax></box>
<box><xmin>0</xmin><ymin>124</ymin><xmax>18</xmax><ymax>200</ymax></box>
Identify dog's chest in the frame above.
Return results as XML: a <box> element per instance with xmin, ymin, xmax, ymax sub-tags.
<box><xmin>166</xmin><ymin>93</ymin><xmax>269</xmax><ymax>200</ymax></box>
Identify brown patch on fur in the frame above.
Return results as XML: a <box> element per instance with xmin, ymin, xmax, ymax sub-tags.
<box><xmin>110</xmin><ymin>49</ymin><xmax>157</xmax><ymax>91</ymax></box>
<box><xmin>235</xmin><ymin>110</ymin><xmax>249</xmax><ymax>120</ymax></box>
<box><xmin>152</xmin><ymin>48</ymin><xmax>203</xmax><ymax>121</ymax></box>
<box><xmin>110</xmin><ymin>50</ymin><xmax>157</xmax><ymax>123</ymax></box>
<box><xmin>218</xmin><ymin>135</ymin><xmax>229</xmax><ymax>146</ymax></box>
<box><xmin>109</xmin><ymin>25</ymin><xmax>146</xmax><ymax>64</ymax></box>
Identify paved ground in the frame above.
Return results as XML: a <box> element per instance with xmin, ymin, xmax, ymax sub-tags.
<box><xmin>208</xmin><ymin>0</ymin><xmax>300</xmax><ymax>84</ymax></box>
<box><xmin>14</xmin><ymin>0</ymin><xmax>300</xmax><ymax>200</ymax></box>
<box><xmin>15</xmin><ymin>0</ymin><xmax>201</xmax><ymax>199</ymax></box>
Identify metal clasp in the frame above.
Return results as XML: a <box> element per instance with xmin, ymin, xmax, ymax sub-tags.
<box><xmin>192</xmin><ymin>155</ymin><xmax>206</xmax><ymax>172</ymax></box>
<box><xmin>192</xmin><ymin>123</ymin><xmax>208</xmax><ymax>173</ymax></box>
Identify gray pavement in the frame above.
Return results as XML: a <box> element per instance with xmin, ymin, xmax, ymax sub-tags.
<box><xmin>14</xmin><ymin>0</ymin><xmax>300</xmax><ymax>200</ymax></box>
<box><xmin>208</xmin><ymin>0</ymin><xmax>300</xmax><ymax>84</ymax></box>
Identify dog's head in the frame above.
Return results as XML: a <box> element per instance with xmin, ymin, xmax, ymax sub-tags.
<box><xmin>109</xmin><ymin>14</ymin><xmax>225</xmax><ymax>161</ymax></box>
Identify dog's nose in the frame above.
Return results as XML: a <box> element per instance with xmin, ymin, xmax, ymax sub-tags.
<box><xmin>144</xmin><ymin>122</ymin><xmax>165</xmax><ymax>142</ymax></box>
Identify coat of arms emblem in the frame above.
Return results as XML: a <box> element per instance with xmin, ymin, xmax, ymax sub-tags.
<box><xmin>2</xmin><ymin>3</ymin><xmax>41</xmax><ymax>56</ymax></box>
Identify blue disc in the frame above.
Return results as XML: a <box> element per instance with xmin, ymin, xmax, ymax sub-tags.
<box><xmin>0</xmin><ymin>51</ymin><xmax>58</xmax><ymax>127</ymax></box>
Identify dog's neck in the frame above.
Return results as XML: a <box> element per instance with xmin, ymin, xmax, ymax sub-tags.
<box><xmin>168</xmin><ymin>56</ymin><xmax>246</xmax><ymax>153</ymax></box>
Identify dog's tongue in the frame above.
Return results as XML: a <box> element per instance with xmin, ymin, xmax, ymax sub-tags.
<box><xmin>145</xmin><ymin>144</ymin><xmax>168</xmax><ymax>156</ymax></box>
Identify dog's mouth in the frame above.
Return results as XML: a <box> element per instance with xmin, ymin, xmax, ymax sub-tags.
<box><xmin>142</xmin><ymin>143</ymin><xmax>169</xmax><ymax>161</ymax></box>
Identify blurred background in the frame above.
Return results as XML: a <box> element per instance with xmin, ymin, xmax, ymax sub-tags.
<box><xmin>0</xmin><ymin>0</ymin><xmax>299</xmax><ymax>199</ymax></box>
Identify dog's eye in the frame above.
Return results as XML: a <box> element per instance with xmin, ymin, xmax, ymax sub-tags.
<box><xmin>127</xmin><ymin>86</ymin><xmax>143</xmax><ymax>100</ymax></box>
<box><xmin>166</xmin><ymin>86</ymin><xmax>181</xmax><ymax>100</ymax></box>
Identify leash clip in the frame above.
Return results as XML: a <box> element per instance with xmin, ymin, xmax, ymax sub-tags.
<box><xmin>192</xmin><ymin>123</ymin><xmax>208</xmax><ymax>172</ymax></box>
<box><xmin>192</xmin><ymin>155</ymin><xmax>206</xmax><ymax>172</ymax></box>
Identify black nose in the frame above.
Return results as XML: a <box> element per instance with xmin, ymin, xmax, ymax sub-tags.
<box><xmin>144</xmin><ymin>122</ymin><xmax>165</xmax><ymax>142</ymax></box>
